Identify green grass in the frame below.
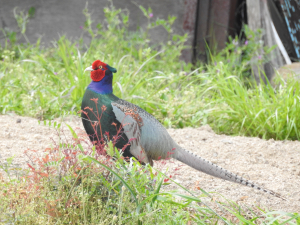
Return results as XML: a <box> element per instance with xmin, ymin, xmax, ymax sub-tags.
<box><xmin>196</xmin><ymin>62</ymin><xmax>300</xmax><ymax>140</ymax></box>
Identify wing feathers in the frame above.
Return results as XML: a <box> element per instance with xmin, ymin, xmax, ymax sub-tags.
<box><xmin>111</xmin><ymin>102</ymin><xmax>151</xmax><ymax>165</ymax></box>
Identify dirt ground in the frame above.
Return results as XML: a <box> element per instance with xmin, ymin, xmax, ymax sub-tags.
<box><xmin>0</xmin><ymin>114</ymin><xmax>299</xmax><ymax>213</ymax></box>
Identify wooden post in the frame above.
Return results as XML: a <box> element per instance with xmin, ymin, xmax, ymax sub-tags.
<box><xmin>246</xmin><ymin>0</ymin><xmax>284</xmax><ymax>84</ymax></box>
<box><xmin>193</xmin><ymin>0</ymin><xmax>211</xmax><ymax>64</ymax></box>
<box><xmin>193</xmin><ymin>0</ymin><xmax>239</xmax><ymax>64</ymax></box>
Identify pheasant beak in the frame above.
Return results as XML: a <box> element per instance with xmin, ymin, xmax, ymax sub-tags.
<box><xmin>84</xmin><ymin>66</ymin><xmax>93</xmax><ymax>72</ymax></box>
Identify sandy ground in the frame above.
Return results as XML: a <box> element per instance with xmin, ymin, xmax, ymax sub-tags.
<box><xmin>0</xmin><ymin>114</ymin><xmax>299</xmax><ymax>213</ymax></box>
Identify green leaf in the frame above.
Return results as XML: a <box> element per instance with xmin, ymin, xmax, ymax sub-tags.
<box><xmin>139</xmin><ymin>5</ymin><xmax>148</xmax><ymax>17</ymax></box>
<box><xmin>65</xmin><ymin>123</ymin><xmax>84</xmax><ymax>152</ymax></box>
<box><xmin>28</xmin><ymin>7</ymin><xmax>35</xmax><ymax>17</ymax></box>
<box><xmin>151</xmin><ymin>178</ymin><xmax>163</xmax><ymax>205</ymax></box>
<box><xmin>87</xmin><ymin>156</ymin><xmax>138</xmax><ymax>206</ymax></box>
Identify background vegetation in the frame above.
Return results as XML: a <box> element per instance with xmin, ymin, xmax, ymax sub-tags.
<box><xmin>1</xmin><ymin>4</ymin><xmax>300</xmax><ymax>140</ymax></box>
<box><xmin>0</xmin><ymin>3</ymin><xmax>299</xmax><ymax>224</ymax></box>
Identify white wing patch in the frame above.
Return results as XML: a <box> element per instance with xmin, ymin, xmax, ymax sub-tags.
<box><xmin>111</xmin><ymin>103</ymin><xmax>151</xmax><ymax>165</ymax></box>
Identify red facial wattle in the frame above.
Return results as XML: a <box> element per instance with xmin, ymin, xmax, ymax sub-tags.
<box><xmin>91</xmin><ymin>69</ymin><xmax>105</xmax><ymax>82</ymax></box>
<box><xmin>90</xmin><ymin>60</ymin><xmax>108</xmax><ymax>82</ymax></box>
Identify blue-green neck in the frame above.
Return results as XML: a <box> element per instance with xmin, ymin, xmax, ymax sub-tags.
<box><xmin>87</xmin><ymin>77</ymin><xmax>113</xmax><ymax>94</ymax></box>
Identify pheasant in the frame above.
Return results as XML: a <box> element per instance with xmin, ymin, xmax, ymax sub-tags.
<box><xmin>81</xmin><ymin>60</ymin><xmax>284</xmax><ymax>199</ymax></box>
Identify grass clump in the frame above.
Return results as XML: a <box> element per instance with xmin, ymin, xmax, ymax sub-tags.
<box><xmin>195</xmin><ymin>28</ymin><xmax>300</xmax><ymax>140</ymax></box>
<box><xmin>199</xmin><ymin>67</ymin><xmax>300</xmax><ymax>140</ymax></box>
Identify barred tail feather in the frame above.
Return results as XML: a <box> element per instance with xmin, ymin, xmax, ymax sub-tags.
<box><xmin>175</xmin><ymin>148</ymin><xmax>285</xmax><ymax>200</ymax></box>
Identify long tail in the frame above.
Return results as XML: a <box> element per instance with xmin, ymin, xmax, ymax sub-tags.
<box><xmin>175</xmin><ymin>148</ymin><xmax>285</xmax><ymax>200</ymax></box>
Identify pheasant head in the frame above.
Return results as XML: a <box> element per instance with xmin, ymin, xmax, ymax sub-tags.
<box><xmin>85</xmin><ymin>60</ymin><xmax>117</xmax><ymax>82</ymax></box>
<box><xmin>85</xmin><ymin>60</ymin><xmax>117</xmax><ymax>94</ymax></box>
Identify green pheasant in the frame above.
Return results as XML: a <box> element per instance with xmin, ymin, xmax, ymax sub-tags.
<box><xmin>81</xmin><ymin>60</ymin><xmax>284</xmax><ymax>199</ymax></box>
